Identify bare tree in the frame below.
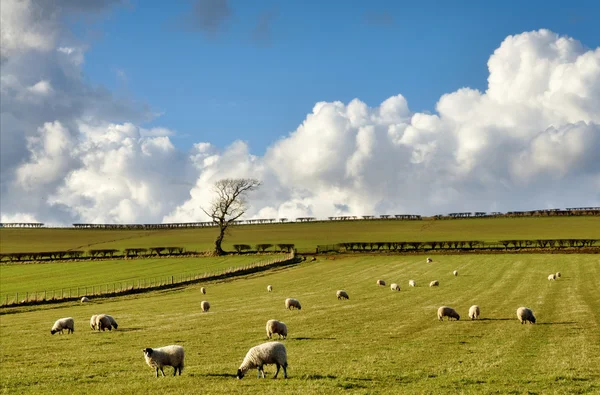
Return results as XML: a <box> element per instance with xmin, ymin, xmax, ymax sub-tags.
<box><xmin>202</xmin><ymin>178</ymin><xmax>261</xmax><ymax>255</ymax></box>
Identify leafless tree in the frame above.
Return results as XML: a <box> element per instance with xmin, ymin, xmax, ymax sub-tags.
<box><xmin>202</xmin><ymin>178</ymin><xmax>261</xmax><ymax>255</ymax></box>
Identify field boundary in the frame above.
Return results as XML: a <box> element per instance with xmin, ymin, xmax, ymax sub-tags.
<box><xmin>0</xmin><ymin>251</ymin><xmax>299</xmax><ymax>309</ymax></box>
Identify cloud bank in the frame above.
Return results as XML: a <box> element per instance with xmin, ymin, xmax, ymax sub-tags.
<box><xmin>1</xmin><ymin>1</ymin><xmax>599</xmax><ymax>224</ymax></box>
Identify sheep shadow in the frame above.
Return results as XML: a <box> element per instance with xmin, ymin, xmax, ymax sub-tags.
<box><xmin>203</xmin><ymin>373</ymin><xmax>237</xmax><ymax>378</ymax></box>
<box><xmin>537</xmin><ymin>321</ymin><xmax>576</xmax><ymax>325</ymax></box>
<box><xmin>478</xmin><ymin>318</ymin><xmax>513</xmax><ymax>321</ymax></box>
<box><xmin>293</xmin><ymin>337</ymin><xmax>336</xmax><ymax>341</ymax></box>
<box><xmin>113</xmin><ymin>327</ymin><xmax>143</xmax><ymax>332</ymax></box>
<box><xmin>303</xmin><ymin>374</ymin><xmax>338</xmax><ymax>380</ymax></box>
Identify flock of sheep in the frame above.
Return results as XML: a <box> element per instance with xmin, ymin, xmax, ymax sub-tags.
<box><xmin>48</xmin><ymin>256</ymin><xmax>559</xmax><ymax>379</ymax></box>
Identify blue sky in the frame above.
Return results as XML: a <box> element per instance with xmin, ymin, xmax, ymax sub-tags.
<box><xmin>75</xmin><ymin>0</ymin><xmax>600</xmax><ymax>154</ymax></box>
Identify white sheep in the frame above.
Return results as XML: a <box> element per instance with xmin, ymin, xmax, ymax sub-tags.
<box><xmin>390</xmin><ymin>283</ymin><xmax>400</xmax><ymax>291</ymax></box>
<box><xmin>267</xmin><ymin>285</ymin><xmax>273</xmax><ymax>292</ymax></box>
<box><xmin>556</xmin><ymin>272</ymin><xmax>561</xmax><ymax>278</ymax></box>
<box><xmin>105</xmin><ymin>314</ymin><xmax>118</xmax><ymax>330</ymax></box>
<box><xmin>266</xmin><ymin>319</ymin><xmax>288</xmax><ymax>339</ymax></box>
<box><xmin>51</xmin><ymin>317</ymin><xmax>74</xmax><ymax>335</ymax></box>
<box><xmin>80</xmin><ymin>296</ymin><xmax>90</xmax><ymax>303</ymax></box>
<box><xmin>453</xmin><ymin>270</ymin><xmax>458</xmax><ymax>276</ymax></box>
<box><xmin>408</xmin><ymin>280</ymin><xmax>416</xmax><ymax>287</ymax></box>
<box><xmin>200</xmin><ymin>287</ymin><xmax>206</xmax><ymax>295</ymax></box>
<box><xmin>376</xmin><ymin>280</ymin><xmax>386</xmax><ymax>286</ymax></box>
<box><xmin>90</xmin><ymin>315</ymin><xmax>98</xmax><ymax>330</ymax></box>
<box><xmin>236</xmin><ymin>341</ymin><xmax>288</xmax><ymax>379</ymax></box>
<box><xmin>201</xmin><ymin>300</ymin><xmax>210</xmax><ymax>312</ymax></box>
<box><xmin>336</xmin><ymin>290</ymin><xmax>349</xmax><ymax>300</ymax></box>
<box><xmin>548</xmin><ymin>274</ymin><xmax>556</xmax><ymax>281</ymax></box>
<box><xmin>429</xmin><ymin>280</ymin><xmax>439</xmax><ymax>287</ymax></box>
<box><xmin>517</xmin><ymin>307</ymin><xmax>536</xmax><ymax>324</ymax></box>
<box><xmin>95</xmin><ymin>314</ymin><xmax>112</xmax><ymax>331</ymax></box>
<box><xmin>285</xmin><ymin>298</ymin><xmax>301</xmax><ymax>310</ymax></box>
<box><xmin>468</xmin><ymin>305</ymin><xmax>480</xmax><ymax>320</ymax></box>
<box><xmin>426</xmin><ymin>257</ymin><xmax>433</xmax><ymax>263</ymax></box>
<box><xmin>437</xmin><ymin>306</ymin><xmax>460</xmax><ymax>321</ymax></box>
<box><xmin>142</xmin><ymin>345</ymin><xmax>185</xmax><ymax>377</ymax></box>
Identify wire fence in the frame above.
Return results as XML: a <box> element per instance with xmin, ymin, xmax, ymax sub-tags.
<box><xmin>1</xmin><ymin>251</ymin><xmax>296</xmax><ymax>307</ymax></box>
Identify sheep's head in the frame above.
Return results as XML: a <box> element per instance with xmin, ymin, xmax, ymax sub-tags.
<box><xmin>236</xmin><ymin>368</ymin><xmax>245</xmax><ymax>379</ymax></box>
<box><xmin>50</xmin><ymin>330</ymin><xmax>56</xmax><ymax>335</ymax></box>
<box><xmin>143</xmin><ymin>348</ymin><xmax>154</xmax><ymax>357</ymax></box>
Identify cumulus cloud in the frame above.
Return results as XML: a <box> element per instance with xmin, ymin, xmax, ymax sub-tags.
<box><xmin>1</xmin><ymin>7</ymin><xmax>599</xmax><ymax>227</ymax></box>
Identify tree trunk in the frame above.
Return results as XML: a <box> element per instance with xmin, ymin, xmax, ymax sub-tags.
<box><xmin>214</xmin><ymin>225</ymin><xmax>226</xmax><ymax>256</ymax></box>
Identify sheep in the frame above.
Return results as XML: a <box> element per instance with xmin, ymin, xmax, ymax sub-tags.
<box><xmin>548</xmin><ymin>274</ymin><xmax>556</xmax><ymax>281</ymax></box>
<box><xmin>336</xmin><ymin>290</ymin><xmax>349</xmax><ymax>300</ymax></box>
<box><xmin>201</xmin><ymin>300</ymin><xmax>210</xmax><ymax>312</ymax></box>
<box><xmin>266</xmin><ymin>319</ymin><xmax>288</xmax><ymax>339</ymax></box>
<box><xmin>95</xmin><ymin>314</ymin><xmax>112</xmax><ymax>331</ymax></box>
<box><xmin>468</xmin><ymin>305</ymin><xmax>480</xmax><ymax>320</ymax></box>
<box><xmin>200</xmin><ymin>287</ymin><xmax>206</xmax><ymax>294</ymax></box>
<box><xmin>409</xmin><ymin>280</ymin><xmax>416</xmax><ymax>287</ymax></box>
<box><xmin>90</xmin><ymin>315</ymin><xmax>98</xmax><ymax>330</ymax></box>
<box><xmin>285</xmin><ymin>298</ymin><xmax>301</xmax><ymax>310</ymax></box>
<box><xmin>437</xmin><ymin>306</ymin><xmax>460</xmax><ymax>321</ymax></box>
<box><xmin>453</xmin><ymin>270</ymin><xmax>458</xmax><ymax>276</ymax></box>
<box><xmin>105</xmin><ymin>314</ymin><xmax>118</xmax><ymax>330</ymax></box>
<box><xmin>516</xmin><ymin>307</ymin><xmax>536</xmax><ymax>324</ymax></box>
<box><xmin>142</xmin><ymin>345</ymin><xmax>185</xmax><ymax>377</ymax></box>
<box><xmin>426</xmin><ymin>257</ymin><xmax>433</xmax><ymax>263</ymax></box>
<box><xmin>236</xmin><ymin>341</ymin><xmax>288</xmax><ymax>379</ymax></box>
<box><xmin>267</xmin><ymin>285</ymin><xmax>273</xmax><ymax>292</ymax></box>
<box><xmin>429</xmin><ymin>280</ymin><xmax>439</xmax><ymax>287</ymax></box>
<box><xmin>51</xmin><ymin>317</ymin><xmax>74</xmax><ymax>335</ymax></box>
<box><xmin>376</xmin><ymin>280</ymin><xmax>386</xmax><ymax>286</ymax></box>
<box><xmin>80</xmin><ymin>296</ymin><xmax>90</xmax><ymax>303</ymax></box>
<box><xmin>556</xmin><ymin>272</ymin><xmax>561</xmax><ymax>278</ymax></box>
<box><xmin>390</xmin><ymin>283</ymin><xmax>400</xmax><ymax>292</ymax></box>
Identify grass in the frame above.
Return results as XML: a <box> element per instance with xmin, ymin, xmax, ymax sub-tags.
<box><xmin>0</xmin><ymin>255</ymin><xmax>270</xmax><ymax>301</ymax></box>
<box><xmin>1</xmin><ymin>216</ymin><xmax>599</xmax><ymax>253</ymax></box>
<box><xmin>1</xmin><ymin>254</ymin><xmax>599</xmax><ymax>394</ymax></box>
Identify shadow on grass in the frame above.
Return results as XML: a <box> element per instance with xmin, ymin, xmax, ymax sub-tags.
<box><xmin>479</xmin><ymin>318</ymin><xmax>513</xmax><ymax>321</ymax></box>
<box><xmin>302</xmin><ymin>374</ymin><xmax>337</xmax><ymax>380</ymax></box>
<box><xmin>113</xmin><ymin>327</ymin><xmax>143</xmax><ymax>332</ymax></box>
<box><xmin>293</xmin><ymin>337</ymin><xmax>336</xmax><ymax>341</ymax></box>
<box><xmin>202</xmin><ymin>373</ymin><xmax>237</xmax><ymax>378</ymax></box>
<box><xmin>537</xmin><ymin>321</ymin><xmax>576</xmax><ymax>325</ymax></box>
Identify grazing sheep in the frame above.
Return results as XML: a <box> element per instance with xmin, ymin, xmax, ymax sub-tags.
<box><xmin>468</xmin><ymin>305</ymin><xmax>480</xmax><ymax>320</ymax></box>
<box><xmin>90</xmin><ymin>315</ymin><xmax>98</xmax><ymax>330</ymax></box>
<box><xmin>105</xmin><ymin>315</ymin><xmax>118</xmax><ymax>330</ymax></box>
<box><xmin>336</xmin><ymin>290</ymin><xmax>349</xmax><ymax>300</ymax></box>
<box><xmin>267</xmin><ymin>285</ymin><xmax>273</xmax><ymax>292</ymax></box>
<box><xmin>95</xmin><ymin>314</ymin><xmax>112</xmax><ymax>331</ymax></box>
<box><xmin>548</xmin><ymin>274</ymin><xmax>556</xmax><ymax>281</ymax></box>
<box><xmin>285</xmin><ymin>298</ymin><xmax>301</xmax><ymax>310</ymax></box>
<box><xmin>201</xmin><ymin>300</ymin><xmax>210</xmax><ymax>312</ymax></box>
<box><xmin>377</xmin><ymin>280</ymin><xmax>386</xmax><ymax>286</ymax></box>
<box><xmin>236</xmin><ymin>341</ymin><xmax>288</xmax><ymax>379</ymax></box>
<box><xmin>437</xmin><ymin>306</ymin><xmax>460</xmax><ymax>321</ymax></box>
<box><xmin>266</xmin><ymin>319</ymin><xmax>288</xmax><ymax>339</ymax></box>
<box><xmin>142</xmin><ymin>345</ymin><xmax>185</xmax><ymax>377</ymax></box>
<box><xmin>453</xmin><ymin>270</ymin><xmax>458</xmax><ymax>276</ymax></box>
<box><xmin>556</xmin><ymin>272</ymin><xmax>561</xmax><ymax>278</ymax></box>
<box><xmin>80</xmin><ymin>296</ymin><xmax>90</xmax><ymax>303</ymax></box>
<box><xmin>51</xmin><ymin>317</ymin><xmax>74</xmax><ymax>335</ymax></box>
<box><xmin>390</xmin><ymin>283</ymin><xmax>400</xmax><ymax>292</ymax></box>
<box><xmin>426</xmin><ymin>257</ymin><xmax>433</xmax><ymax>263</ymax></box>
<box><xmin>429</xmin><ymin>280</ymin><xmax>439</xmax><ymax>287</ymax></box>
<box><xmin>200</xmin><ymin>287</ymin><xmax>206</xmax><ymax>294</ymax></box>
<box><xmin>409</xmin><ymin>280</ymin><xmax>416</xmax><ymax>287</ymax></box>
<box><xmin>310</xmin><ymin>257</ymin><xmax>316</xmax><ymax>261</ymax></box>
<box><xmin>517</xmin><ymin>307</ymin><xmax>536</xmax><ymax>324</ymax></box>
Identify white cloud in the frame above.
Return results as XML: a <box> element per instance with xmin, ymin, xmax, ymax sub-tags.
<box><xmin>1</xmin><ymin>11</ymin><xmax>599</xmax><ymax>226</ymax></box>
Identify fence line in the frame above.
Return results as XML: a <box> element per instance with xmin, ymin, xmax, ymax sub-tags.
<box><xmin>1</xmin><ymin>252</ymin><xmax>296</xmax><ymax>307</ymax></box>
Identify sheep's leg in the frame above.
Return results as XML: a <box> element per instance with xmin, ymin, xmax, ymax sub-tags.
<box><xmin>257</xmin><ymin>367</ymin><xmax>261</xmax><ymax>378</ymax></box>
<box><xmin>274</xmin><ymin>363</ymin><xmax>280</xmax><ymax>378</ymax></box>
<box><xmin>173</xmin><ymin>367</ymin><xmax>177</xmax><ymax>376</ymax></box>
<box><xmin>160</xmin><ymin>367</ymin><xmax>165</xmax><ymax>377</ymax></box>
<box><xmin>155</xmin><ymin>368</ymin><xmax>159</xmax><ymax>378</ymax></box>
<box><xmin>283</xmin><ymin>363</ymin><xmax>288</xmax><ymax>379</ymax></box>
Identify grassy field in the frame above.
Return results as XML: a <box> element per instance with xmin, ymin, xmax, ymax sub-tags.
<box><xmin>1</xmin><ymin>216</ymin><xmax>599</xmax><ymax>253</ymax></box>
<box><xmin>1</xmin><ymin>254</ymin><xmax>599</xmax><ymax>394</ymax></box>
<box><xmin>0</xmin><ymin>255</ymin><xmax>270</xmax><ymax>301</ymax></box>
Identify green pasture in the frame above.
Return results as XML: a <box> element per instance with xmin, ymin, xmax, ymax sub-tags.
<box><xmin>1</xmin><ymin>254</ymin><xmax>599</xmax><ymax>394</ymax></box>
<box><xmin>1</xmin><ymin>216</ymin><xmax>599</xmax><ymax>253</ymax></box>
<box><xmin>0</xmin><ymin>255</ymin><xmax>273</xmax><ymax>302</ymax></box>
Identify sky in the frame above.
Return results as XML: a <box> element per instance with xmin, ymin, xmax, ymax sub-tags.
<box><xmin>1</xmin><ymin>0</ymin><xmax>599</xmax><ymax>225</ymax></box>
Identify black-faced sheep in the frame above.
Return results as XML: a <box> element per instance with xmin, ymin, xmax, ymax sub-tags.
<box><xmin>548</xmin><ymin>274</ymin><xmax>556</xmax><ymax>281</ymax></box>
<box><xmin>377</xmin><ymin>280</ymin><xmax>386</xmax><ymax>286</ymax></box>
<box><xmin>142</xmin><ymin>345</ymin><xmax>185</xmax><ymax>377</ymax></box>
<box><xmin>390</xmin><ymin>283</ymin><xmax>400</xmax><ymax>291</ymax></box>
<box><xmin>267</xmin><ymin>285</ymin><xmax>273</xmax><ymax>292</ymax></box>
<box><xmin>409</xmin><ymin>280</ymin><xmax>416</xmax><ymax>287</ymax></box>
<box><xmin>468</xmin><ymin>305</ymin><xmax>480</xmax><ymax>320</ymax></box>
<box><xmin>429</xmin><ymin>280</ymin><xmax>439</xmax><ymax>287</ymax></box>
<box><xmin>336</xmin><ymin>290</ymin><xmax>349</xmax><ymax>300</ymax></box>
<box><xmin>453</xmin><ymin>270</ymin><xmax>458</xmax><ymax>276</ymax></box>
<box><xmin>80</xmin><ymin>296</ymin><xmax>90</xmax><ymax>303</ymax></box>
<box><xmin>517</xmin><ymin>307</ymin><xmax>536</xmax><ymax>324</ymax></box>
<box><xmin>200</xmin><ymin>287</ymin><xmax>206</xmax><ymax>294</ymax></box>
<box><xmin>285</xmin><ymin>298</ymin><xmax>301</xmax><ymax>310</ymax></box>
<box><xmin>51</xmin><ymin>317</ymin><xmax>74</xmax><ymax>335</ymax></box>
<box><xmin>201</xmin><ymin>300</ymin><xmax>210</xmax><ymax>312</ymax></box>
<box><xmin>556</xmin><ymin>272</ymin><xmax>561</xmax><ymax>278</ymax></box>
<box><xmin>236</xmin><ymin>341</ymin><xmax>288</xmax><ymax>379</ymax></box>
<box><xmin>105</xmin><ymin>315</ymin><xmax>118</xmax><ymax>329</ymax></box>
<box><xmin>437</xmin><ymin>306</ymin><xmax>460</xmax><ymax>321</ymax></box>
<box><xmin>426</xmin><ymin>257</ymin><xmax>433</xmax><ymax>263</ymax></box>
<box><xmin>266</xmin><ymin>319</ymin><xmax>287</xmax><ymax>339</ymax></box>
<box><xmin>95</xmin><ymin>314</ymin><xmax>112</xmax><ymax>331</ymax></box>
